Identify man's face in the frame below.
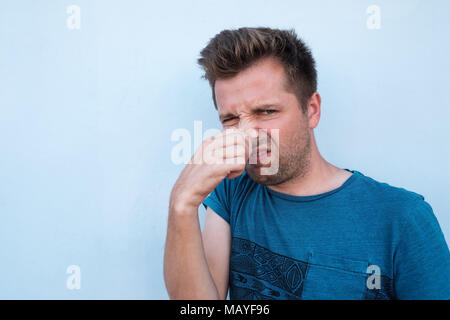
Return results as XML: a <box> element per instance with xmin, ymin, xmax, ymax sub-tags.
<box><xmin>215</xmin><ymin>57</ymin><xmax>312</xmax><ymax>185</ymax></box>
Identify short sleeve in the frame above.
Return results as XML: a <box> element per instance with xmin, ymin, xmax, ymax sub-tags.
<box><xmin>202</xmin><ymin>178</ymin><xmax>231</xmax><ymax>224</ymax></box>
<box><xmin>394</xmin><ymin>199</ymin><xmax>450</xmax><ymax>299</ymax></box>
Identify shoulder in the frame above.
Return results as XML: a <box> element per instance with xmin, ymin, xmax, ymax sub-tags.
<box><xmin>203</xmin><ymin>171</ymin><xmax>259</xmax><ymax>224</ymax></box>
<box><xmin>354</xmin><ymin>170</ymin><xmax>425</xmax><ymax>203</ymax></box>
<box><xmin>217</xmin><ymin>170</ymin><xmax>258</xmax><ymax>199</ymax></box>
<box><xmin>353</xmin><ymin>170</ymin><xmax>436</xmax><ymax>226</ymax></box>
<box><xmin>206</xmin><ymin>171</ymin><xmax>258</xmax><ymax>208</ymax></box>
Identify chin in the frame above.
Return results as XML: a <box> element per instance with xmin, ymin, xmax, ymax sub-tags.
<box><xmin>246</xmin><ymin>165</ymin><xmax>283</xmax><ymax>186</ymax></box>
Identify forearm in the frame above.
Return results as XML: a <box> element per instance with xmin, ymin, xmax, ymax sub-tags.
<box><xmin>163</xmin><ymin>205</ymin><xmax>220</xmax><ymax>299</ymax></box>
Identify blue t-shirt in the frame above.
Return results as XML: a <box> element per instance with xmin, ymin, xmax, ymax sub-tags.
<box><xmin>202</xmin><ymin>169</ymin><xmax>450</xmax><ymax>300</ymax></box>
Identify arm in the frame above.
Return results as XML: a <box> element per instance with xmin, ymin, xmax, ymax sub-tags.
<box><xmin>163</xmin><ymin>128</ymin><xmax>247</xmax><ymax>299</ymax></box>
<box><xmin>163</xmin><ymin>205</ymin><xmax>222</xmax><ymax>299</ymax></box>
<box><xmin>202</xmin><ymin>207</ymin><xmax>231</xmax><ymax>299</ymax></box>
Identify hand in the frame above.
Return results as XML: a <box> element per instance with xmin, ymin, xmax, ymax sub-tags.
<box><xmin>170</xmin><ymin>128</ymin><xmax>255</xmax><ymax>211</ymax></box>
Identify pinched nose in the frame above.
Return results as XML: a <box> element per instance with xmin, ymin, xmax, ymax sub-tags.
<box><xmin>237</xmin><ymin>118</ymin><xmax>259</xmax><ymax>134</ymax></box>
<box><xmin>246</xmin><ymin>128</ymin><xmax>259</xmax><ymax>139</ymax></box>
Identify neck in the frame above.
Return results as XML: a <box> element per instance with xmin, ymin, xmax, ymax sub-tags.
<box><xmin>267</xmin><ymin>133</ymin><xmax>351</xmax><ymax>196</ymax></box>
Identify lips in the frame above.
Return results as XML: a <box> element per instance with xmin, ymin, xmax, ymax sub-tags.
<box><xmin>248</xmin><ymin>148</ymin><xmax>272</xmax><ymax>165</ymax></box>
<box><xmin>250</xmin><ymin>149</ymin><xmax>271</xmax><ymax>158</ymax></box>
<box><xmin>251</xmin><ymin>145</ymin><xmax>271</xmax><ymax>154</ymax></box>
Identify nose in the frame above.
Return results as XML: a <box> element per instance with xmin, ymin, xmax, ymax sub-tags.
<box><xmin>238</xmin><ymin>118</ymin><xmax>262</xmax><ymax>157</ymax></box>
<box><xmin>238</xmin><ymin>117</ymin><xmax>259</xmax><ymax>135</ymax></box>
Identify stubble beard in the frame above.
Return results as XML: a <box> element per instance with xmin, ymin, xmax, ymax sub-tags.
<box><xmin>245</xmin><ymin>127</ymin><xmax>312</xmax><ymax>186</ymax></box>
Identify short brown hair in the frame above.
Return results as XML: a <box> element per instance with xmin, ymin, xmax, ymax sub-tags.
<box><xmin>197</xmin><ymin>27</ymin><xmax>317</xmax><ymax>113</ymax></box>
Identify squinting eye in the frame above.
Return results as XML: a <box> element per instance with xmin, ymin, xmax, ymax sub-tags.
<box><xmin>263</xmin><ymin>110</ymin><xmax>276</xmax><ymax>115</ymax></box>
<box><xmin>222</xmin><ymin>117</ymin><xmax>238</xmax><ymax>126</ymax></box>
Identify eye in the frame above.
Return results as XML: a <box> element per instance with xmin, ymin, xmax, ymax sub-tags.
<box><xmin>262</xmin><ymin>109</ymin><xmax>277</xmax><ymax>115</ymax></box>
<box><xmin>222</xmin><ymin>117</ymin><xmax>238</xmax><ymax>124</ymax></box>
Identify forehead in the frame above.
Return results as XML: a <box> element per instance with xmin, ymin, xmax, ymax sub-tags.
<box><xmin>214</xmin><ymin>57</ymin><xmax>290</xmax><ymax>113</ymax></box>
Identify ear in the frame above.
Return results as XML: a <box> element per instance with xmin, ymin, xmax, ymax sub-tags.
<box><xmin>307</xmin><ymin>92</ymin><xmax>321</xmax><ymax>129</ymax></box>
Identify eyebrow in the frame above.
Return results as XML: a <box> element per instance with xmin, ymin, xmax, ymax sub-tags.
<box><xmin>219</xmin><ymin>103</ymin><xmax>281</xmax><ymax>122</ymax></box>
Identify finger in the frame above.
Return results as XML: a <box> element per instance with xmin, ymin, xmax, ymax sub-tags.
<box><xmin>204</xmin><ymin>143</ymin><xmax>246</xmax><ymax>165</ymax></box>
<box><xmin>218</xmin><ymin>131</ymin><xmax>248</xmax><ymax>148</ymax></box>
<box><xmin>223</xmin><ymin>155</ymin><xmax>246</xmax><ymax>165</ymax></box>
<box><xmin>219</xmin><ymin>144</ymin><xmax>246</xmax><ymax>159</ymax></box>
<box><xmin>223</xmin><ymin>158</ymin><xmax>246</xmax><ymax>170</ymax></box>
<box><xmin>201</xmin><ymin>130</ymin><xmax>248</xmax><ymax>164</ymax></box>
<box><xmin>224</xmin><ymin>160</ymin><xmax>246</xmax><ymax>179</ymax></box>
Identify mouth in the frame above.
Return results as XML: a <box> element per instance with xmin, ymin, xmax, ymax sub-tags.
<box><xmin>248</xmin><ymin>148</ymin><xmax>272</xmax><ymax>165</ymax></box>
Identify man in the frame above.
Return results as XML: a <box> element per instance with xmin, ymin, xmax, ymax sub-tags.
<box><xmin>163</xmin><ymin>27</ymin><xmax>450</xmax><ymax>299</ymax></box>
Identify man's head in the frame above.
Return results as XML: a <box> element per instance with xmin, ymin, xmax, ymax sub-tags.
<box><xmin>197</xmin><ymin>27</ymin><xmax>321</xmax><ymax>185</ymax></box>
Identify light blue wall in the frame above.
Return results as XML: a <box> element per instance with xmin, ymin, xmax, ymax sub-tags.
<box><xmin>0</xmin><ymin>0</ymin><xmax>448</xmax><ymax>299</ymax></box>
